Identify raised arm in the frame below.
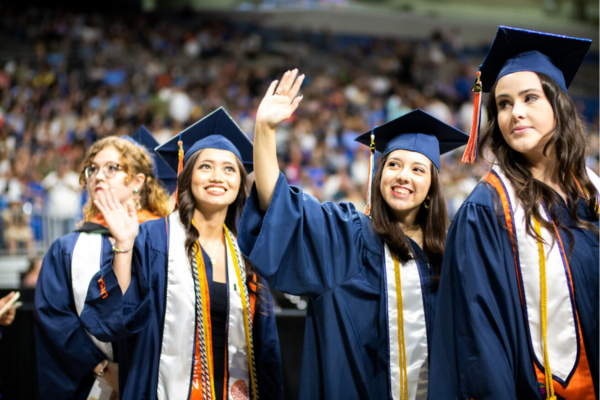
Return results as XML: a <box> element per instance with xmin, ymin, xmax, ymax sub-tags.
<box><xmin>93</xmin><ymin>189</ymin><xmax>139</xmax><ymax>293</ymax></box>
<box><xmin>254</xmin><ymin>69</ymin><xmax>304</xmax><ymax>211</ymax></box>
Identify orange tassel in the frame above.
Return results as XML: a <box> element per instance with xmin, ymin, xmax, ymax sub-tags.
<box><xmin>462</xmin><ymin>71</ymin><xmax>482</xmax><ymax>164</ymax></box>
<box><xmin>174</xmin><ymin>137</ymin><xmax>184</xmax><ymax>209</ymax></box>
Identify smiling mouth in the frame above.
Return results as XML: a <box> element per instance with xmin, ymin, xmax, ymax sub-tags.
<box><xmin>392</xmin><ymin>187</ymin><xmax>412</xmax><ymax>196</ymax></box>
<box><xmin>205</xmin><ymin>186</ymin><xmax>227</xmax><ymax>194</ymax></box>
<box><xmin>512</xmin><ymin>126</ymin><xmax>530</xmax><ymax>134</ymax></box>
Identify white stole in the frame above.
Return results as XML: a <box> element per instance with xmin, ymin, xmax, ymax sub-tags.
<box><xmin>71</xmin><ymin>232</ymin><xmax>115</xmax><ymax>400</ymax></box>
<box><xmin>383</xmin><ymin>244</ymin><xmax>429</xmax><ymax>400</ymax></box>
<box><xmin>158</xmin><ymin>211</ymin><xmax>253</xmax><ymax>400</ymax></box>
<box><xmin>492</xmin><ymin>166</ymin><xmax>600</xmax><ymax>382</ymax></box>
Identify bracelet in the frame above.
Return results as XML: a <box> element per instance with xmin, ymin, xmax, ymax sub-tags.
<box><xmin>96</xmin><ymin>360</ymin><xmax>109</xmax><ymax>377</ymax></box>
<box><xmin>112</xmin><ymin>245</ymin><xmax>132</xmax><ymax>253</ymax></box>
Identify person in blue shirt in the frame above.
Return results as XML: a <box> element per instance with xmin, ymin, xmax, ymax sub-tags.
<box><xmin>237</xmin><ymin>69</ymin><xmax>468</xmax><ymax>399</ymax></box>
<box><xmin>79</xmin><ymin>108</ymin><xmax>283</xmax><ymax>400</ymax></box>
<box><xmin>429</xmin><ymin>26</ymin><xmax>599</xmax><ymax>400</ymax></box>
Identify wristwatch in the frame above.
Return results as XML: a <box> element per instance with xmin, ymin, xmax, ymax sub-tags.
<box><xmin>96</xmin><ymin>360</ymin><xmax>109</xmax><ymax>377</ymax></box>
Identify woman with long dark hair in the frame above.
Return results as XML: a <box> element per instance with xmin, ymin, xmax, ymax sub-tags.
<box><xmin>237</xmin><ymin>69</ymin><xmax>468</xmax><ymax>399</ymax></box>
<box><xmin>429</xmin><ymin>27</ymin><xmax>599</xmax><ymax>399</ymax></box>
<box><xmin>35</xmin><ymin>127</ymin><xmax>173</xmax><ymax>400</ymax></box>
<box><xmin>78</xmin><ymin>108</ymin><xmax>283</xmax><ymax>400</ymax></box>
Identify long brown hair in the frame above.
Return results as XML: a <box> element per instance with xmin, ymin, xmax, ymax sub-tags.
<box><xmin>79</xmin><ymin>136</ymin><xmax>171</xmax><ymax>221</ymax></box>
<box><xmin>370</xmin><ymin>153</ymin><xmax>448</xmax><ymax>284</ymax></box>
<box><xmin>479</xmin><ymin>72</ymin><xmax>599</xmax><ymax>250</ymax></box>
<box><xmin>176</xmin><ymin>150</ymin><xmax>267</xmax><ymax>306</ymax></box>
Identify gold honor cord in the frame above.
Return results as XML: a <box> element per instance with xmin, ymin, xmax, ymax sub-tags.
<box><xmin>533</xmin><ymin>218</ymin><xmax>556</xmax><ymax>400</ymax></box>
<box><xmin>393</xmin><ymin>254</ymin><xmax>409</xmax><ymax>400</ymax></box>
<box><xmin>224</xmin><ymin>226</ymin><xmax>258</xmax><ymax>400</ymax></box>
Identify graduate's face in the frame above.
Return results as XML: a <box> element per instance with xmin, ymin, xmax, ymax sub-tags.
<box><xmin>87</xmin><ymin>146</ymin><xmax>143</xmax><ymax>207</ymax></box>
<box><xmin>380</xmin><ymin>150</ymin><xmax>432</xmax><ymax>224</ymax></box>
<box><xmin>495</xmin><ymin>71</ymin><xmax>556</xmax><ymax>162</ymax></box>
<box><xmin>191</xmin><ymin>148</ymin><xmax>241</xmax><ymax>211</ymax></box>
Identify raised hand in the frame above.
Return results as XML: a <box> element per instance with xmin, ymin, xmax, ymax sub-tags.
<box><xmin>94</xmin><ymin>189</ymin><xmax>139</xmax><ymax>248</ymax></box>
<box><xmin>256</xmin><ymin>69</ymin><xmax>305</xmax><ymax>129</ymax></box>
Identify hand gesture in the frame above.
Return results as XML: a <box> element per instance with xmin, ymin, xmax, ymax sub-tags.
<box><xmin>256</xmin><ymin>69</ymin><xmax>305</xmax><ymax>129</ymax></box>
<box><xmin>0</xmin><ymin>292</ymin><xmax>16</xmax><ymax>326</ymax></box>
<box><xmin>94</xmin><ymin>189</ymin><xmax>139</xmax><ymax>248</ymax></box>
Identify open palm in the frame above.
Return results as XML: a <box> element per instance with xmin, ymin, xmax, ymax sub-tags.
<box><xmin>256</xmin><ymin>69</ymin><xmax>305</xmax><ymax>129</ymax></box>
<box><xmin>94</xmin><ymin>189</ymin><xmax>139</xmax><ymax>246</ymax></box>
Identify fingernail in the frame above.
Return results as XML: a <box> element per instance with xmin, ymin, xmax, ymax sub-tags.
<box><xmin>299</xmin><ymin>95</ymin><xmax>304</xmax><ymax>100</ymax></box>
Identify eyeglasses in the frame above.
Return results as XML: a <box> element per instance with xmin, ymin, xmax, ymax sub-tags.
<box><xmin>84</xmin><ymin>162</ymin><xmax>123</xmax><ymax>179</ymax></box>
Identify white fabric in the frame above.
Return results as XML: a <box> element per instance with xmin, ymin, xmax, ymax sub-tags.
<box><xmin>225</xmin><ymin>233</ymin><xmax>252</xmax><ymax>400</ymax></box>
<box><xmin>493</xmin><ymin>166</ymin><xmax>578</xmax><ymax>381</ymax></box>
<box><xmin>384</xmin><ymin>244</ymin><xmax>429</xmax><ymax>400</ymax></box>
<box><xmin>585</xmin><ymin>167</ymin><xmax>600</xmax><ymax>196</ymax></box>
<box><xmin>71</xmin><ymin>233</ymin><xmax>114</xmax><ymax>362</ymax></box>
<box><xmin>157</xmin><ymin>212</ymin><xmax>196</xmax><ymax>400</ymax></box>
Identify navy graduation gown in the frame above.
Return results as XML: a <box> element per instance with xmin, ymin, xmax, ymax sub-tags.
<box><xmin>34</xmin><ymin>230</ymin><xmax>116</xmax><ymax>400</ymax></box>
<box><xmin>237</xmin><ymin>172</ymin><xmax>436</xmax><ymax>400</ymax></box>
<box><xmin>429</xmin><ymin>182</ymin><xmax>599</xmax><ymax>399</ymax></box>
<box><xmin>79</xmin><ymin>217</ymin><xmax>283</xmax><ymax>400</ymax></box>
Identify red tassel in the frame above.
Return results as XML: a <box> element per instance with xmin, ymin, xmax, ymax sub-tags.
<box><xmin>462</xmin><ymin>71</ymin><xmax>482</xmax><ymax>165</ymax></box>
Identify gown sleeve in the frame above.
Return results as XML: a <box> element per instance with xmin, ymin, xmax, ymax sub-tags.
<box><xmin>252</xmin><ymin>279</ymin><xmax>284</xmax><ymax>400</ymax></box>
<box><xmin>238</xmin><ymin>172</ymin><xmax>364</xmax><ymax>297</ymax></box>
<box><xmin>34</xmin><ymin>236</ymin><xmax>106</xmax><ymax>399</ymax></box>
<box><xmin>79</xmin><ymin>223</ymin><xmax>158</xmax><ymax>342</ymax></box>
<box><xmin>428</xmin><ymin>185</ymin><xmax>538</xmax><ymax>400</ymax></box>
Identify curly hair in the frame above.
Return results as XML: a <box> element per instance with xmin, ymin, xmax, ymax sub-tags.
<box><xmin>79</xmin><ymin>136</ymin><xmax>171</xmax><ymax>221</ymax></box>
<box><xmin>479</xmin><ymin>72</ymin><xmax>599</xmax><ymax>251</ymax></box>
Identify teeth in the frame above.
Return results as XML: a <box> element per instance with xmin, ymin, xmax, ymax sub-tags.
<box><xmin>393</xmin><ymin>187</ymin><xmax>410</xmax><ymax>194</ymax></box>
<box><xmin>207</xmin><ymin>187</ymin><xmax>225</xmax><ymax>193</ymax></box>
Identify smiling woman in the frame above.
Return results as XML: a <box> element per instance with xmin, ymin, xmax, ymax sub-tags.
<box><xmin>237</xmin><ymin>68</ymin><xmax>469</xmax><ymax>400</ymax></box>
<box><xmin>76</xmin><ymin>108</ymin><xmax>283</xmax><ymax>400</ymax></box>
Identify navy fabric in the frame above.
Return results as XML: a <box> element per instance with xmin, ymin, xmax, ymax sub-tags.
<box><xmin>238</xmin><ymin>172</ymin><xmax>437</xmax><ymax>400</ymax></box>
<box><xmin>156</xmin><ymin>107</ymin><xmax>253</xmax><ymax>173</ymax></box>
<box><xmin>354</xmin><ymin>109</ymin><xmax>469</xmax><ymax>170</ymax></box>
<box><xmin>34</xmin><ymin>232</ymin><xmax>116</xmax><ymax>400</ymax></box>
<box><xmin>478</xmin><ymin>26</ymin><xmax>592</xmax><ymax>93</ymax></box>
<box><xmin>79</xmin><ymin>217</ymin><xmax>283</xmax><ymax>400</ymax></box>
<box><xmin>121</xmin><ymin>125</ymin><xmax>178</xmax><ymax>194</ymax></box>
<box><xmin>429</xmin><ymin>182</ymin><xmax>599</xmax><ymax>399</ymax></box>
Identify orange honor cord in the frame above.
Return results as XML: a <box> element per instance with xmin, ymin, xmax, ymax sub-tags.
<box><xmin>462</xmin><ymin>71</ymin><xmax>482</xmax><ymax>164</ymax></box>
<box><xmin>190</xmin><ymin>242</ymin><xmax>216</xmax><ymax>400</ymax></box>
<box><xmin>364</xmin><ymin>131</ymin><xmax>376</xmax><ymax>217</ymax></box>
<box><xmin>224</xmin><ymin>226</ymin><xmax>258</xmax><ymax>400</ymax></box>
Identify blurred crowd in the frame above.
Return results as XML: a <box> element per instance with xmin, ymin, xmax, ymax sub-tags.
<box><xmin>0</xmin><ymin>5</ymin><xmax>598</xmax><ymax>256</ymax></box>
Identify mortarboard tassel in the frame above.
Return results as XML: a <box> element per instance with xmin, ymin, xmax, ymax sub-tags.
<box><xmin>174</xmin><ymin>133</ymin><xmax>184</xmax><ymax>209</ymax></box>
<box><xmin>364</xmin><ymin>129</ymin><xmax>376</xmax><ymax>217</ymax></box>
<box><xmin>462</xmin><ymin>71</ymin><xmax>482</xmax><ymax>164</ymax></box>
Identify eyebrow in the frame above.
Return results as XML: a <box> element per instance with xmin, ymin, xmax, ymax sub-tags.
<box><xmin>198</xmin><ymin>159</ymin><xmax>236</xmax><ymax>166</ymax></box>
<box><xmin>496</xmin><ymin>88</ymin><xmax>543</xmax><ymax>99</ymax></box>
<box><xmin>388</xmin><ymin>157</ymin><xmax>430</xmax><ymax>169</ymax></box>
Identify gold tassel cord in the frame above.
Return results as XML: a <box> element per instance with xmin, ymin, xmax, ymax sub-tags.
<box><xmin>393</xmin><ymin>253</ymin><xmax>409</xmax><ymax>400</ymax></box>
<box><xmin>533</xmin><ymin>218</ymin><xmax>556</xmax><ymax>400</ymax></box>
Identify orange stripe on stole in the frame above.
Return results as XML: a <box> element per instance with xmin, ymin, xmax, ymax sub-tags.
<box><xmin>487</xmin><ymin>172</ymin><xmax>595</xmax><ymax>398</ymax></box>
<box><xmin>484</xmin><ymin>172</ymin><xmax>523</xmax><ymax>302</ymax></box>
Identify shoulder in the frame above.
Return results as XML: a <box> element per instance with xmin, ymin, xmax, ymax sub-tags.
<box><xmin>50</xmin><ymin>232</ymin><xmax>82</xmax><ymax>255</ymax></box>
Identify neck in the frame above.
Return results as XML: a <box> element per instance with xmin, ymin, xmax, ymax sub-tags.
<box><xmin>395</xmin><ymin>210</ymin><xmax>420</xmax><ymax>232</ymax></box>
<box><xmin>192</xmin><ymin>206</ymin><xmax>228</xmax><ymax>242</ymax></box>
<box><xmin>525</xmin><ymin>151</ymin><xmax>560</xmax><ymax>187</ymax></box>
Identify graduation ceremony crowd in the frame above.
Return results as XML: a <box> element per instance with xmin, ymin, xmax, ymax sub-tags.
<box><xmin>0</xmin><ymin>5</ymin><xmax>598</xmax><ymax>400</ymax></box>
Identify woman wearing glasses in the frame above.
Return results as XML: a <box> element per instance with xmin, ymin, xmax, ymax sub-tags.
<box><xmin>35</xmin><ymin>130</ymin><xmax>173</xmax><ymax>400</ymax></box>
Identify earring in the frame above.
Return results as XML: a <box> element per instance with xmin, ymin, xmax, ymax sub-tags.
<box><xmin>134</xmin><ymin>188</ymin><xmax>141</xmax><ymax>211</ymax></box>
<box><xmin>423</xmin><ymin>197</ymin><xmax>430</xmax><ymax>209</ymax></box>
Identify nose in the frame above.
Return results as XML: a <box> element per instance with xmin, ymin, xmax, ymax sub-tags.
<box><xmin>396</xmin><ymin>167</ymin><xmax>409</xmax><ymax>182</ymax></box>
<box><xmin>511</xmin><ymin>100</ymin><xmax>526</xmax><ymax>120</ymax></box>
<box><xmin>209</xmin><ymin>168</ymin><xmax>224</xmax><ymax>182</ymax></box>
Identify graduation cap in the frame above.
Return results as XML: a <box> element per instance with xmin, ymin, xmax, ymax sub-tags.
<box><xmin>121</xmin><ymin>126</ymin><xmax>178</xmax><ymax>194</ymax></box>
<box><xmin>155</xmin><ymin>107</ymin><xmax>253</xmax><ymax>179</ymax></box>
<box><xmin>462</xmin><ymin>26</ymin><xmax>592</xmax><ymax>164</ymax></box>
<box><xmin>354</xmin><ymin>109</ymin><xmax>469</xmax><ymax>216</ymax></box>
